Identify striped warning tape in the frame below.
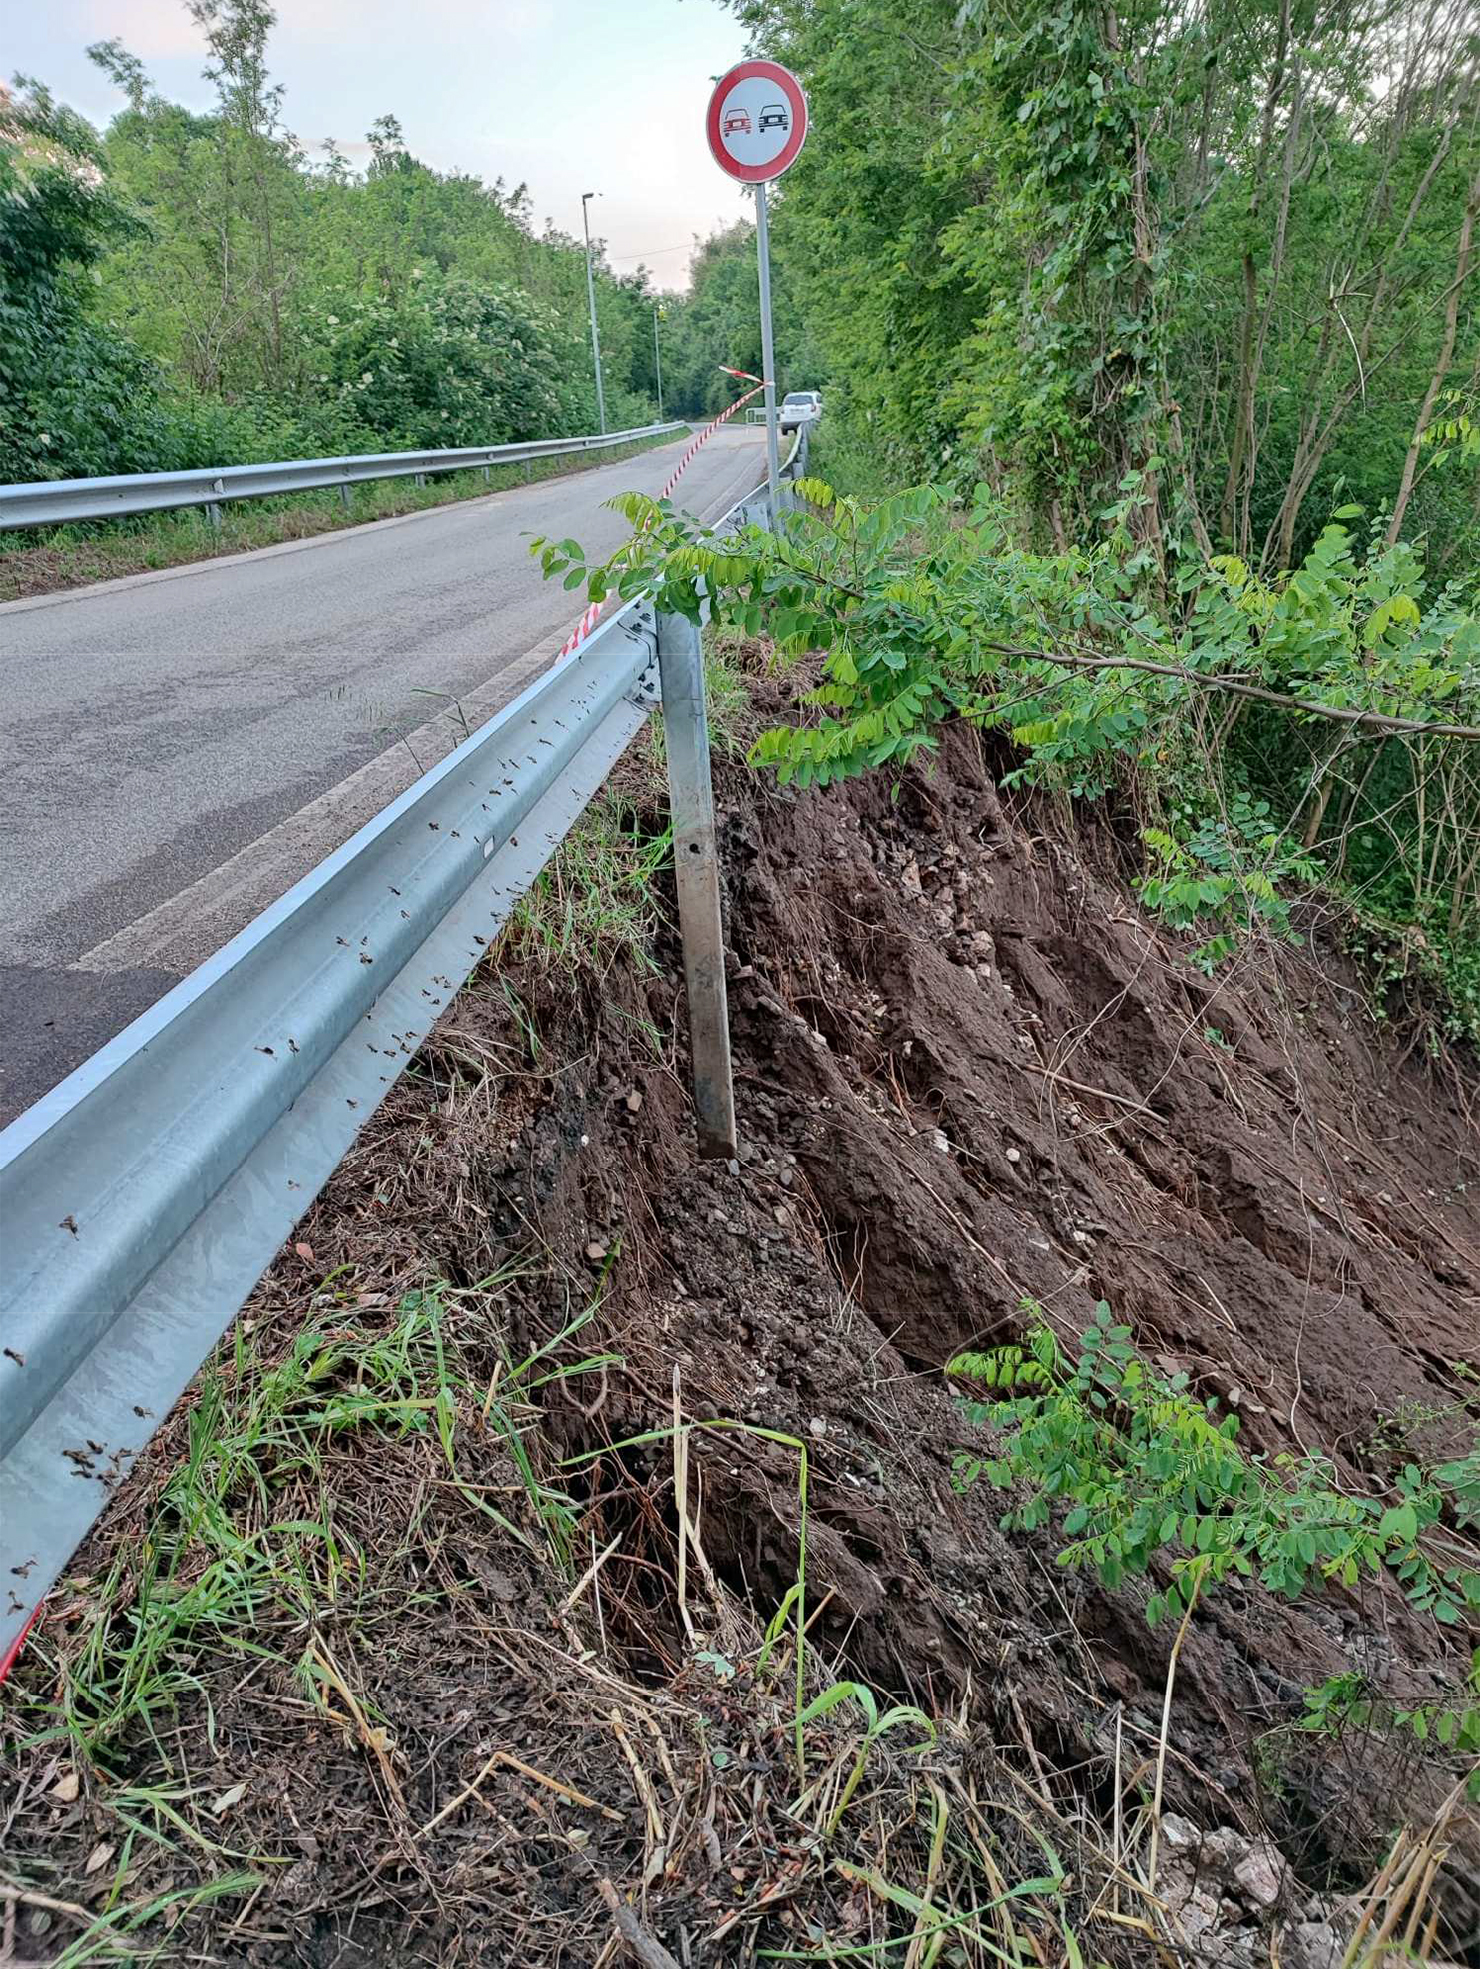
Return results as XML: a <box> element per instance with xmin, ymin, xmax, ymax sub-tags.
<box><xmin>657</xmin><ymin>382</ymin><xmax>767</xmax><ymax>502</ymax></box>
<box><xmin>556</xmin><ymin>374</ymin><xmax>770</xmax><ymax>659</ymax></box>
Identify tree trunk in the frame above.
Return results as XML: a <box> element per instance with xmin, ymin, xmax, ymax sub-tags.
<box><xmin>1218</xmin><ymin>0</ymin><xmax>1291</xmax><ymax>548</ymax></box>
<box><xmin>1386</xmin><ymin>169</ymin><xmax>1480</xmax><ymax>545</ymax></box>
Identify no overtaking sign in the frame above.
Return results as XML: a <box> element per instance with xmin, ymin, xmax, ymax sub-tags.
<box><xmin>706</xmin><ymin>59</ymin><xmax>808</xmax><ymax>183</ymax></box>
<box><xmin>706</xmin><ymin>57</ymin><xmax>808</xmax><ymax>513</ymax></box>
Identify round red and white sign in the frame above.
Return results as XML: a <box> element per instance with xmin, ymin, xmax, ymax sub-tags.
<box><xmin>706</xmin><ymin>59</ymin><xmax>808</xmax><ymax>184</ymax></box>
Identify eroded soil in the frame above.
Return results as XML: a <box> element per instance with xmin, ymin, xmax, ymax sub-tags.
<box><xmin>4</xmin><ymin>689</ymin><xmax>1477</xmax><ymax>1965</ymax></box>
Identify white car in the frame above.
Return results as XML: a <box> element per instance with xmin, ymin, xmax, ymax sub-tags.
<box><xmin>780</xmin><ymin>390</ymin><xmax>822</xmax><ymax>433</ymax></box>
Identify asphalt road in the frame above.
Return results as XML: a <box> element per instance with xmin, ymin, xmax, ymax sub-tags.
<box><xmin>0</xmin><ymin>427</ymin><xmax>769</xmax><ymax>1122</ymax></box>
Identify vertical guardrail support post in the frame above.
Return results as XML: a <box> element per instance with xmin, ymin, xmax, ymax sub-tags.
<box><xmin>339</xmin><ymin>483</ymin><xmax>353</xmax><ymax>512</ymax></box>
<box><xmin>657</xmin><ymin>610</ymin><xmax>737</xmax><ymax>1161</ymax></box>
<box><xmin>204</xmin><ymin>500</ymin><xmax>224</xmax><ymax>529</ymax></box>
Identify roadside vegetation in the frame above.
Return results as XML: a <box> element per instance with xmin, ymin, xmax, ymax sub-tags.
<box><xmin>1</xmin><ymin>3</ymin><xmax>813</xmax><ymax>494</ymax></box>
<box><xmin>544</xmin><ymin>0</ymin><xmax>1480</xmax><ymax>1049</ymax></box>
<box><xmin>0</xmin><ymin>428</ymin><xmax>682</xmax><ymax>603</ymax></box>
<box><xmin>571</xmin><ymin>472</ymin><xmax>1480</xmax><ymax>1046</ymax></box>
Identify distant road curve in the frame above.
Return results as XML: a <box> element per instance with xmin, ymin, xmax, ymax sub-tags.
<box><xmin>0</xmin><ymin>426</ymin><xmax>767</xmax><ymax>1121</ymax></box>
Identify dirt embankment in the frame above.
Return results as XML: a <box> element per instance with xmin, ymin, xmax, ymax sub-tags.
<box><xmin>5</xmin><ymin>680</ymin><xmax>1478</xmax><ymax>1965</ymax></box>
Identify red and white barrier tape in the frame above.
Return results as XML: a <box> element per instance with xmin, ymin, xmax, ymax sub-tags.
<box><xmin>556</xmin><ymin>374</ymin><xmax>770</xmax><ymax>659</ymax></box>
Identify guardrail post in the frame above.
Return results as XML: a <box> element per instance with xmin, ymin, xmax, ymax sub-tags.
<box><xmin>657</xmin><ymin>610</ymin><xmax>737</xmax><ymax>1161</ymax></box>
<box><xmin>339</xmin><ymin>483</ymin><xmax>353</xmax><ymax>512</ymax></box>
<box><xmin>204</xmin><ymin>500</ymin><xmax>224</xmax><ymax>529</ymax></box>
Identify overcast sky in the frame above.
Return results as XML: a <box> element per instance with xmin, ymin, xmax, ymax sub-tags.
<box><xmin>10</xmin><ymin>0</ymin><xmax>756</xmax><ymax>289</ymax></box>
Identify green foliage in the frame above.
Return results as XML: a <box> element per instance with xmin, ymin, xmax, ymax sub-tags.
<box><xmin>1136</xmin><ymin>798</ymin><xmax>1321</xmax><ymax>952</ymax></box>
<box><xmin>0</xmin><ymin>78</ymin><xmax>166</xmax><ymax>482</ymax></box>
<box><xmin>4</xmin><ymin>10</ymin><xmax>689</xmax><ymax>487</ymax></box>
<box><xmin>544</xmin><ymin>475</ymin><xmax>1480</xmax><ymax>1028</ymax></box>
<box><xmin>951</xmin><ymin>1302</ymin><xmax>1480</xmax><ymax>1631</ymax></box>
<box><xmin>793</xmin><ymin>1682</ymin><xmax>937</xmax><ymax>1837</ymax></box>
<box><xmin>506</xmin><ymin>792</ymin><xmax>672</xmax><ymax>981</ymax></box>
<box><xmin>295</xmin><ymin>271</ymin><xmax>582</xmax><ymax>449</ymax></box>
<box><xmin>734</xmin><ymin>0</ymin><xmax>1479</xmax><ymax>569</ymax></box>
<box><xmin>1296</xmin><ymin>1656</ymin><xmax>1480</xmax><ymax>1800</ymax></box>
<box><xmin>653</xmin><ymin>220</ymin><xmax>819</xmax><ymax>419</ymax></box>
<box><xmin>947</xmin><ymin>1334</ymin><xmax>1058</xmax><ymax>1393</ymax></box>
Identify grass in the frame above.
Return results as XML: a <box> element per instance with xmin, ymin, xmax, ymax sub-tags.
<box><xmin>0</xmin><ymin>427</ymin><xmax>686</xmax><ymax>602</ymax></box>
<box><xmin>14</xmin><ymin>1279</ymin><xmax>610</xmax><ymax>1770</ymax></box>
<box><xmin>501</xmin><ymin>630</ymin><xmax>754</xmax><ymax>984</ymax></box>
<box><xmin>505</xmin><ymin>789</ymin><xmax>673</xmax><ymax>982</ymax></box>
<box><xmin>5</xmin><ymin>1181</ymin><xmax>1469</xmax><ymax>1961</ymax></box>
<box><xmin>701</xmin><ymin>623</ymin><xmax>761</xmax><ymax>753</ymax></box>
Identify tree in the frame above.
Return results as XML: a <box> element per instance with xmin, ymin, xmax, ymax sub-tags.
<box><xmin>0</xmin><ymin>78</ymin><xmax>162</xmax><ymax>480</ymax></box>
<box><xmin>728</xmin><ymin>0</ymin><xmax>1480</xmax><ymax>569</ymax></box>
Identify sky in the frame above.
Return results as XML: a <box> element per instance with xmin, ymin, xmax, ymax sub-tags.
<box><xmin>9</xmin><ymin>0</ymin><xmax>757</xmax><ymax>290</ymax></box>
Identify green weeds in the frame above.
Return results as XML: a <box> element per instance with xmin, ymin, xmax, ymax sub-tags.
<box><xmin>17</xmin><ymin>1284</ymin><xmax>610</xmax><ymax>1769</ymax></box>
<box><xmin>951</xmin><ymin>1303</ymin><xmax>1480</xmax><ymax>1628</ymax></box>
<box><xmin>1296</xmin><ymin>1653</ymin><xmax>1480</xmax><ymax>1775</ymax></box>
<box><xmin>537</xmin><ymin>476</ymin><xmax>1480</xmax><ymax>1046</ymax></box>
<box><xmin>505</xmin><ymin>792</ymin><xmax>671</xmax><ymax>980</ymax></box>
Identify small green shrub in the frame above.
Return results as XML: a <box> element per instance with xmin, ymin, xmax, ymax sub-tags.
<box><xmin>951</xmin><ymin>1303</ymin><xmax>1480</xmax><ymax>1629</ymax></box>
<box><xmin>1293</xmin><ymin>1655</ymin><xmax>1480</xmax><ymax>1800</ymax></box>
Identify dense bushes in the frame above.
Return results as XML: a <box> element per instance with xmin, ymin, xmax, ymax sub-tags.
<box><xmin>294</xmin><ymin>276</ymin><xmax>587</xmax><ymax>453</ymax></box>
<box><xmin>673</xmin><ymin>0</ymin><xmax>1480</xmax><ymax>1044</ymax></box>
<box><xmin>736</xmin><ymin>0</ymin><xmax>1478</xmax><ymax>574</ymax></box>
<box><xmin>550</xmin><ymin>461</ymin><xmax>1480</xmax><ymax>1043</ymax></box>
<box><xmin>1</xmin><ymin>11</ymin><xmax>674</xmax><ymax>488</ymax></box>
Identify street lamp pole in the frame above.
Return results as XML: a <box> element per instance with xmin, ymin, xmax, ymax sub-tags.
<box><xmin>653</xmin><ymin>304</ymin><xmax>664</xmax><ymax>421</ymax></box>
<box><xmin>581</xmin><ymin>191</ymin><xmax>607</xmax><ymax>435</ymax></box>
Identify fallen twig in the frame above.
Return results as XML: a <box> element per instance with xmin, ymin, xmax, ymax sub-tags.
<box><xmin>594</xmin><ymin>1877</ymin><xmax>682</xmax><ymax>1969</ymax></box>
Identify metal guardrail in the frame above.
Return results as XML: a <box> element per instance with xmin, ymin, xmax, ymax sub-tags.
<box><xmin>0</xmin><ymin>421</ymin><xmax>684</xmax><ymax>530</ymax></box>
<box><xmin>0</xmin><ymin>425</ymin><xmax>808</xmax><ymax>1663</ymax></box>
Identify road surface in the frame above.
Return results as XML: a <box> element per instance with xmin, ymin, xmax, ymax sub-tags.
<box><xmin>0</xmin><ymin>427</ymin><xmax>768</xmax><ymax>1122</ymax></box>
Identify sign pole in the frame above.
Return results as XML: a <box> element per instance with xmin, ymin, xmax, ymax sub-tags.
<box><xmin>754</xmin><ymin>181</ymin><xmax>782</xmax><ymax>517</ymax></box>
<box><xmin>581</xmin><ymin>192</ymin><xmax>607</xmax><ymax>435</ymax></box>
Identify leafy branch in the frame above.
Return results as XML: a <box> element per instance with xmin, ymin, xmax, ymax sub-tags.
<box><xmin>950</xmin><ymin>1304</ymin><xmax>1480</xmax><ymax>1631</ymax></box>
